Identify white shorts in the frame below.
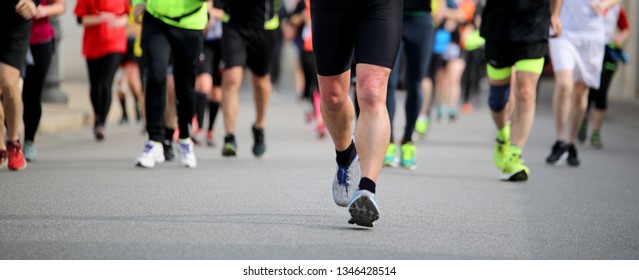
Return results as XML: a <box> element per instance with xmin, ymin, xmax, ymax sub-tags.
<box><xmin>549</xmin><ymin>33</ymin><xmax>605</xmax><ymax>89</ymax></box>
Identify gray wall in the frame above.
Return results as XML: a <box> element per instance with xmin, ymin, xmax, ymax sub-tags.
<box><xmin>609</xmin><ymin>0</ymin><xmax>639</xmax><ymax>101</ymax></box>
<box><xmin>59</xmin><ymin>0</ymin><xmax>86</xmax><ymax>81</ymax></box>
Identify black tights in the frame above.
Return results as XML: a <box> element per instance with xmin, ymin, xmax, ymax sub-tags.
<box><xmin>87</xmin><ymin>53</ymin><xmax>123</xmax><ymax>127</ymax></box>
<box><xmin>22</xmin><ymin>40</ymin><xmax>55</xmax><ymax>142</ymax></box>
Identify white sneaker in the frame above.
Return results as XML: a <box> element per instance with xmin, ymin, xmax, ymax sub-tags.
<box><xmin>179</xmin><ymin>138</ymin><xmax>197</xmax><ymax>168</ymax></box>
<box><xmin>135</xmin><ymin>141</ymin><xmax>165</xmax><ymax>168</ymax></box>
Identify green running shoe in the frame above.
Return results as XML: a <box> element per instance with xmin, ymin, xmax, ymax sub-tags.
<box><xmin>501</xmin><ymin>153</ymin><xmax>529</xmax><ymax>182</ymax></box>
<box><xmin>415</xmin><ymin>117</ymin><xmax>429</xmax><ymax>138</ymax></box>
<box><xmin>400</xmin><ymin>142</ymin><xmax>416</xmax><ymax>170</ymax></box>
<box><xmin>494</xmin><ymin>138</ymin><xmax>510</xmax><ymax>169</ymax></box>
<box><xmin>384</xmin><ymin>143</ymin><xmax>399</xmax><ymax>167</ymax></box>
<box><xmin>591</xmin><ymin>131</ymin><xmax>603</xmax><ymax>149</ymax></box>
<box><xmin>577</xmin><ymin>119</ymin><xmax>588</xmax><ymax>143</ymax></box>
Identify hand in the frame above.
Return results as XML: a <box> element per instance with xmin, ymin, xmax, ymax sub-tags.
<box><xmin>107</xmin><ymin>15</ymin><xmax>127</xmax><ymax>28</ymax></box>
<box><xmin>612</xmin><ymin>33</ymin><xmax>626</xmax><ymax>46</ymax></box>
<box><xmin>34</xmin><ymin>4</ymin><xmax>48</xmax><ymax>19</ymax></box>
<box><xmin>16</xmin><ymin>0</ymin><xmax>37</xmax><ymax>20</ymax></box>
<box><xmin>590</xmin><ymin>2</ymin><xmax>605</xmax><ymax>15</ymax></box>
<box><xmin>134</xmin><ymin>4</ymin><xmax>146</xmax><ymax>24</ymax></box>
<box><xmin>550</xmin><ymin>14</ymin><xmax>562</xmax><ymax>38</ymax></box>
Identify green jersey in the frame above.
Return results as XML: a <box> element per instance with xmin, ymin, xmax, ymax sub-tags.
<box><xmin>133</xmin><ymin>0</ymin><xmax>208</xmax><ymax>30</ymax></box>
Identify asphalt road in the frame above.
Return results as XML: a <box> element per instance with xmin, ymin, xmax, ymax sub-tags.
<box><xmin>1</xmin><ymin>80</ymin><xmax>638</xmax><ymax>259</ymax></box>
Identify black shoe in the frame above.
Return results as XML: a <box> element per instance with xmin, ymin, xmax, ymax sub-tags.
<box><xmin>94</xmin><ymin>126</ymin><xmax>105</xmax><ymax>142</ymax></box>
<box><xmin>163</xmin><ymin>140</ymin><xmax>175</xmax><ymax>161</ymax></box>
<box><xmin>252</xmin><ymin>126</ymin><xmax>266</xmax><ymax>158</ymax></box>
<box><xmin>546</xmin><ymin>141</ymin><xmax>567</xmax><ymax>165</ymax></box>
<box><xmin>566</xmin><ymin>144</ymin><xmax>580</xmax><ymax>167</ymax></box>
<box><xmin>222</xmin><ymin>134</ymin><xmax>237</xmax><ymax>157</ymax></box>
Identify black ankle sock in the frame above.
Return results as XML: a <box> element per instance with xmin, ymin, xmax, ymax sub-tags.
<box><xmin>120</xmin><ymin>98</ymin><xmax>128</xmax><ymax>120</ymax></box>
<box><xmin>335</xmin><ymin>140</ymin><xmax>356</xmax><ymax>166</ymax></box>
<box><xmin>359</xmin><ymin>177</ymin><xmax>376</xmax><ymax>194</ymax></box>
<box><xmin>164</xmin><ymin>127</ymin><xmax>174</xmax><ymax>143</ymax></box>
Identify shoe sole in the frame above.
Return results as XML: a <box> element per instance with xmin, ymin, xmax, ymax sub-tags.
<box><xmin>222</xmin><ymin>149</ymin><xmax>237</xmax><ymax>157</ymax></box>
<box><xmin>135</xmin><ymin>157</ymin><xmax>164</xmax><ymax>168</ymax></box>
<box><xmin>348</xmin><ymin>196</ymin><xmax>379</xmax><ymax>228</ymax></box>
<box><xmin>401</xmin><ymin>163</ymin><xmax>416</xmax><ymax>170</ymax></box>
<box><xmin>383</xmin><ymin>160</ymin><xmax>398</xmax><ymax>168</ymax></box>
<box><xmin>9</xmin><ymin>164</ymin><xmax>27</xmax><ymax>171</ymax></box>
<box><xmin>546</xmin><ymin>152</ymin><xmax>568</xmax><ymax>166</ymax></box>
<box><xmin>501</xmin><ymin>170</ymin><xmax>528</xmax><ymax>182</ymax></box>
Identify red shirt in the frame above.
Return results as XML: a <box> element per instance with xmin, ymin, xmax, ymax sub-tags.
<box><xmin>617</xmin><ymin>8</ymin><xmax>629</xmax><ymax>31</ymax></box>
<box><xmin>31</xmin><ymin>0</ymin><xmax>55</xmax><ymax>44</ymax></box>
<box><xmin>74</xmin><ymin>0</ymin><xmax>129</xmax><ymax>59</ymax></box>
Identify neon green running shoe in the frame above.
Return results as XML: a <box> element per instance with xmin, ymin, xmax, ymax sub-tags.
<box><xmin>400</xmin><ymin>142</ymin><xmax>416</xmax><ymax>170</ymax></box>
<box><xmin>590</xmin><ymin>131</ymin><xmax>603</xmax><ymax>149</ymax></box>
<box><xmin>500</xmin><ymin>153</ymin><xmax>529</xmax><ymax>182</ymax></box>
<box><xmin>384</xmin><ymin>143</ymin><xmax>399</xmax><ymax>167</ymax></box>
<box><xmin>494</xmin><ymin>138</ymin><xmax>510</xmax><ymax>169</ymax></box>
<box><xmin>415</xmin><ymin>117</ymin><xmax>429</xmax><ymax>138</ymax></box>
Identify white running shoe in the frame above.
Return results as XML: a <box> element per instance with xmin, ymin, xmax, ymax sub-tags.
<box><xmin>179</xmin><ymin>138</ymin><xmax>197</xmax><ymax>168</ymax></box>
<box><xmin>332</xmin><ymin>153</ymin><xmax>360</xmax><ymax>207</ymax></box>
<box><xmin>348</xmin><ymin>189</ymin><xmax>380</xmax><ymax>227</ymax></box>
<box><xmin>135</xmin><ymin>141</ymin><xmax>165</xmax><ymax>168</ymax></box>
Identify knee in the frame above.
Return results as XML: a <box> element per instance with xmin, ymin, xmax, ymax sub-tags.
<box><xmin>488</xmin><ymin>84</ymin><xmax>510</xmax><ymax>112</ymax></box>
<box><xmin>356</xmin><ymin>75</ymin><xmax>388</xmax><ymax>109</ymax></box>
<box><xmin>515</xmin><ymin>85</ymin><xmax>535</xmax><ymax>107</ymax></box>
<box><xmin>319</xmin><ymin>82</ymin><xmax>349</xmax><ymax>109</ymax></box>
<box><xmin>555</xmin><ymin>80</ymin><xmax>573</xmax><ymax>97</ymax></box>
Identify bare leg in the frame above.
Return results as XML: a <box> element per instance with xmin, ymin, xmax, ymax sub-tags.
<box><xmin>318</xmin><ymin>71</ymin><xmax>354</xmax><ymax>152</ymax></box>
<box><xmin>251</xmin><ymin>73</ymin><xmax>272</xmax><ymax>128</ymax></box>
<box><xmin>221</xmin><ymin>66</ymin><xmax>243</xmax><ymax>135</ymax></box>
<box><xmin>420</xmin><ymin>77</ymin><xmax>433</xmax><ymax>116</ymax></box>
<box><xmin>354</xmin><ymin>64</ymin><xmax>391</xmax><ymax>181</ymax></box>
<box><xmin>446</xmin><ymin>59</ymin><xmax>465</xmax><ymax>113</ymax></box>
<box><xmin>592</xmin><ymin>108</ymin><xmax>605</xmax><ymax>132</ymax></box>
<box><xmin>568</xmin><ymin>82</ymin><xmax>589</xmax><ymax>144</ymax></box>
<box><xmin>0</xmin><ymin>63</ymin><xmax>23</xmax><ymax>142</ymax></box>
<box><xmin>552</xmin><ymin>70</ymin><xmax>573</xmax><ymax>142</ymax></box>
<box><xmin>164</xmin><ymin>74</ymin><xmax>178</xmax><ymax>130</ymax></box>
<box><xmin>510</xmin><ymin>71</ymin><xmax>540</xmax><ymax>148</ymax></box>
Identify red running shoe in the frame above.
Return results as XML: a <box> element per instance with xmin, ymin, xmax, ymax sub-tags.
<box><xmin>7</xmin><ymin>141</ymin><xmax>27</xmax><ymax>171</ymax></box>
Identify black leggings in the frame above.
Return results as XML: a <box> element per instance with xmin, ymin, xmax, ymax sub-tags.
<box><xmin>300</xmin><ymin>50</ymin><xmax>318</xmax><ymax>105</ymax></box>
<box><xmin>22</xmin><ymin>40</ymin><xmax>55</xmax><ymax>142</ymax></box>
<box><xmin>87</xmin><ymin>53</ymin><xmax>123</xmax><ymax>127</ymax></box>
<box><xmin>588</xmin><ymin>48</ymin><xmax>617</xmax><ymax>111</ymax></box>
<box><xmin>142</xmin><ymin>12</ymin><xmax>203</xmax><ymax>142</ymax></box>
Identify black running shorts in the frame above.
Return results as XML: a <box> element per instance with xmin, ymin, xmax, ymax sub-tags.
<box><xmin>310</xmin><ymin>0</ymin><xmax>402</xmax><ymax>76</ymax></box>
<box><xmin>222</xmin><ymin>25</ymin><xmax>276</xmax><ymax>77</ymax></box>
<box><xmin>197</xmin><ymin>39</ymin><xmax>223</xmax><ymax>86</ymax></box>
<box><xmin>0</xmin><ymin>20</ymin><xmax>32</xmax><ymax>70</ymax></box>
<box><xmin>483</xmin><ymin>41</ymin><xmax>547</xmax><ymax>69</ymax></box>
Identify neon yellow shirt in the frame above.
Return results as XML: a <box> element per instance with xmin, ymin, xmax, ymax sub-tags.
<box><xmin>132</xmin><ymin>0</ymin><xmax>207</xmax><ymax>30</ymax></box>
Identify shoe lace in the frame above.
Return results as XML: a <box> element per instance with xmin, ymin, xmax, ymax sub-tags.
<box><xmin>402</xmin><ymin>144</ymin><xmax>415</xmax><ymax>160</ymax></box>
<box><xmin>143</xmin><ymin>143</ymin><xmax>154</xmax><ymax>154</ymax></box>
<box><xmin>337</xmin><ymin>165</ymin><xmax>349</xmax><ymax>187</ymax></box>
<box><xmin>180</xmin><ymin>142</ymin><xmax>191</xmax><ymax>156</ymax></box>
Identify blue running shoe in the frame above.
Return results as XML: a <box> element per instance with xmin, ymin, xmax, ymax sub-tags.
<box><xmin>348</xmin><ymin>189</ymin><xmax>380</xmax><ymax>227</ymax></box>
<box><xmin>332</xmin><ymin>153</ymin><xmax>360</xmax><ymax>207</ymax></box>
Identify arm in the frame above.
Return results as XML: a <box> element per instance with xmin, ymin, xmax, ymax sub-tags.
<box><xmin>16</xmin><ymin>0</ymin><xmax>38</xmax><ymax>20</ymax></box>
<box><xmin>133</xmin><ymin>0</ymin><xmax>146</xmax><ymax>23</ymax></box>
<box><xmin>35</xmin><ymin>0</ymin><xmax>66</xmax><ymax>19</ymax></box>
<box><xmin>591</xmin><ymin>0</ymin><xmax>619</xmax><ymax>15</ymax></box>
<box><xmin>549</xmin><ymin>0</ymin><xmax>562</xmax><ymax>37</ymax></box>
<box><xmin>612</xmin><ymin>8</ymin><xmax>630</xmax><ymax>46</ymax></box>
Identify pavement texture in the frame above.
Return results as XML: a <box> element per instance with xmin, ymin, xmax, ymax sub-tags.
<box><xmin>1</xmin><ymin>78</ymin><xmax>638</xmax><ymax>260</ymax></box>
